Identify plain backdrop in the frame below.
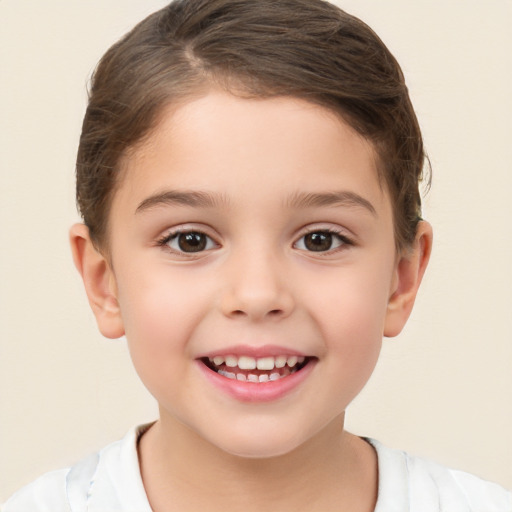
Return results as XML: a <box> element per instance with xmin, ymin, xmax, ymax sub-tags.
<box><xmin>1</xmin><ymin>0</ymin><xmax>511</xmax><ymax>501</ymax></box>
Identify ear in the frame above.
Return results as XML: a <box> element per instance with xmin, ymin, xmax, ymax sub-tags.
<box><xmin>384</xmin><ymin>221</ymin><xmax>433</xmax><ymax>337</ymax></box>
<box><xmin>69</xmin><ymin>223</ymin><xmax>125</xmax><ymax>339</ymax></box>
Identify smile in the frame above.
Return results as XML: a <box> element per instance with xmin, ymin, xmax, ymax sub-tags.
<box><xmin>202</xmin><ymin>355</ymin><xmax>311</xmax><ymax>383</ymax></box>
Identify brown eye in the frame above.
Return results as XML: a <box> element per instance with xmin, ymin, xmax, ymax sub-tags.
<box><xmin>163</xmin><ymin>231</ymin><xmax>216</xmax><ymax>253</ymax></box>
<box><xmin>295</xmin><ymin>230</ymin><xmax>348</xmax><ymax>253</ymax></box>
<box><xmin>303</xmin><ymin>232</ymin><xmax>333</xmax><ymax>251</ymax></box>
<box><xmin>177</xmin><ymin>232</ymin><xmax>207</xmax><ymax>252</ymax></box>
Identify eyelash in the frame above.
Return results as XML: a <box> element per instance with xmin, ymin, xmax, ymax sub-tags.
<box><xmin>156</xmin><ymin>229</ymin><xmax>218</xmax><ymax>255</ymax></box>
<box><xmin>156</xmin><ymin>227</ymin><xmax>354</xmax><ymax>256</ymax></box>
<box><xmin>293</xmin><ymin>228</ymin><xmax>353</xmax><ymax>254</ymax></box>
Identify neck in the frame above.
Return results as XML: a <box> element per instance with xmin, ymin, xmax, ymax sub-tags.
<box><xmin>138</xmin><ymin>411</ymin><xmax>377</xmax><ymax>512</ymax></box>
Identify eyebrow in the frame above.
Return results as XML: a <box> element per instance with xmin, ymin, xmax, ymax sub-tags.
<box><xmin>135</xmin><ymin>189</ymin><xmax>376</xmax><ymax>216</ymax></box>
<box><xmin>135</xmin><ymin>190</ymin><xmax>228</xmax><ymax>213</ymax></box>
<box><xmin>286</xmin><ymin>191</ymin><xmax>377</xmax><ymax>216</ymax></box>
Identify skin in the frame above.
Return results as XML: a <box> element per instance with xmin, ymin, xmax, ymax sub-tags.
<box><xmin>71</xmin><ymin>91</ymin><xmax>432</xmax><ymax>511</ymax></box>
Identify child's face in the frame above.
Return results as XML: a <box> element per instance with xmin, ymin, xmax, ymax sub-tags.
<box><xmin>86</xmin><ymin>92</ymin><xmax>422</xmax><ymax>457</ymax></box>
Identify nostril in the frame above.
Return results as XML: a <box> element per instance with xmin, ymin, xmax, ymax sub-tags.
<box><xmin>221</xmin><ymin>288</ymin><xmax>294</xmax><ymax>320</ymax></box>
<box><xmin>229</xmin><ymin>308</ymin><xmax>283</xmax><ymax>319</ymax></box>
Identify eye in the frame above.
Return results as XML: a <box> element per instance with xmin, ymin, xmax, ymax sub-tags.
<box><xmin>294</xmin><ymin>230</ymin><xmax>350</xmax><ymax>252</ymax></box>
<box><xmin>159</xmin><ymin>230</ymin><xmax>217</xmax><ymax>253</ymax></box>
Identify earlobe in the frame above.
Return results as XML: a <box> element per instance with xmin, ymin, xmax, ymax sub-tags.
<box><xmin>69</xmin><ymin>223</ymin><xmax>125</xmax><ymax>339</ymax></box>
<box><xmin>384</xmin><ymin>221</ymin><xmax>433</xmax><ymax>337</ymax></box>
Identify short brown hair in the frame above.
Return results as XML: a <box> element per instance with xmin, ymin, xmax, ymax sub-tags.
<box><xmin>76</xmin><ymin>0</ymin><xmax>429</xmax><ymax>251</ymax></box>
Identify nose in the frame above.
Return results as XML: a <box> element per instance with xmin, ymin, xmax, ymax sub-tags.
<box><xmin>219</xmin><ymin>249</ymin><xmax>295</xmax><ymax>322</ymax></box>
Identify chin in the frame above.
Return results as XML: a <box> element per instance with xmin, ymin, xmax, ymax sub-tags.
<box><xmin>206</xmin><ymin>427</ymin><xmax>307</xmax><ymax>459</ymax></box>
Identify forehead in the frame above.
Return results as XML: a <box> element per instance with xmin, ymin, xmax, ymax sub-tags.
<box><xmin>115</xmin><ymin>91</ymin><xmax>389</xmax><ymax>217</ymax></box>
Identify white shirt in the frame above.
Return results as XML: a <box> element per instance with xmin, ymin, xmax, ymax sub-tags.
<box><xmin>3</xmin><ymin>425</ymin><xmax>511</xmax><ymax>512</ymax></box>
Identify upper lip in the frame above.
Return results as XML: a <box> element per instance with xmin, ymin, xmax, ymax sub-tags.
<box><xmin>196</xmin><ymin>344</ymin><xmax>310</xmax><ymax>359</ymax></box>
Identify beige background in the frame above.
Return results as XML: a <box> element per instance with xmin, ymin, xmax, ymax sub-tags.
<box><xmin>1</xmin><ymin>0</ymin><xmax>511</xmax><ymax>500</ymax></box>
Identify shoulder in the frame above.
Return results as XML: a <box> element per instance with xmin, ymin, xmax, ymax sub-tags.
<box><xmin>2</xmin><ymin>451</ymin><xmax>100</xmax><ymax>512</ymax></box>
<box><xmin>449</xmin><ymin>468</ymin><xmax>512</xmax><ymax>511</ymax></box>
<box><xmin>368</xmin><ymin>439</ymin><xmax>512</xmax><ymax>512</ymax></box>
<box><xmin>2</xmin><ymin>424</ymin><xmax>152</xmax><ymax>512</ymax></box>
<box><xmin>2</xmin><ymin>468</ymin><xmax>71</xmax><ymax>512</ymax></box>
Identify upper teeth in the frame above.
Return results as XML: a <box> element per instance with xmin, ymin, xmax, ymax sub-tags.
<box><xmin>210</xmin><ymin>355</ymin><xmax>305</xmax><ymax>370</ymax></box>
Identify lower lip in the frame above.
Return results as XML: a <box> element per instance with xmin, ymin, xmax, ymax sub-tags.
<box><xmin>196</xmin><ymin>359</ymin><xmax>316</xmax><ymax>403</ymax></box>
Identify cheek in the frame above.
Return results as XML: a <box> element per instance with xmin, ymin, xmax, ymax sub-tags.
<box><xmin>114</xmin><ymin>263</ymin><xmax>212</xmax><ymax>370</ymax></box>
<box><xmin>301</xmin><ymin>257</ymin><xmax>394</xmax><ymax>377</ymax></box>
<box><xmin>307</xmin><ymin>264</ymin><xmax>392</xmax><ymax>335</ymax></box>
<box><xmin>117</xmin><ymin>278</ymin><xmax>210</xmax><ymax>406</ymax></box>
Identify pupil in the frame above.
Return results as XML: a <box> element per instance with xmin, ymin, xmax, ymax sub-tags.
<box><xmin>178</xmin><ymin>232</ymin><xmax>206</xmax><ymax>252</ymax></box>
<box><xmin>305</xmin><ymin>232</ymin><xmax>332</xmax><ymax>252</ymax></box>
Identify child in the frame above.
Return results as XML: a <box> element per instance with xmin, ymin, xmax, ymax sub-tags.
<box><xmin>3</xmin><ymin>0</ymin><xmax>511</xmax><ymax>510</ymax></box>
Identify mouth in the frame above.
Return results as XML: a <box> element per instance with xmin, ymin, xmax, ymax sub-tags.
<box><xmin>201</xmin><ymin>354</ymin><xmax>312</xmax><ymax>383</ymax></box>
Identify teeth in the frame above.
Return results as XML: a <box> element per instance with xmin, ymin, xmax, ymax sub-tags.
<box><xmin>218</xmin><ymin>369</ymin><xmax>288</xmax><ymax>383</ymax></box>
<box><xmin>238</xmin><ymin>356</ymin><xmax>257</xmax><ymax>370</ymax></box>
<box><xmin>213</xmin><ymin>356</ymin><xmax>225</xmax><ymax>365</ymax></box>
<box><xmin>225</xmin><ymin>355</ymin><xmax>238</xmax><ymax>367</ymax></box>
<box><xmin>256</xmin><ymin>357</ymin><xmax>275</xmax><ymax>370</ymax></box>
<box><xmin>275</xmin><ymin>356</ymin><xmax>287</xmax><ymax>368</ymax></box>
<box><xmin>287</xmin><ymin>356</ymin><xmax>298</xmax><ymax>367</ymax></box>
<box><xmin>218</xmin><ymin>370</ymin><xmax>236</xmax><ymax>380</ymax></box>
<box><xmin>209</xmin><ymin>355</ymin><xmax>306</xmax><ymax>376</ymax></box>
